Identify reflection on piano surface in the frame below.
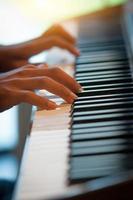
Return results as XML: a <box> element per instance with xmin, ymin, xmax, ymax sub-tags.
<box><xmin>16</xmin><ymin>3</ymin><xmax>133</xmax><ymax>200</ymax></box>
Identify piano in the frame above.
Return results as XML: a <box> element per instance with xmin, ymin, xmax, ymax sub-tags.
<box><xmin>15</xmin><ymin>1</ymin><xmax>133</xmax><ymax>200</ymax></box>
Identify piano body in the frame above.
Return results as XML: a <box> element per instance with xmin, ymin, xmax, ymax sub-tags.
<box><xmin>16</xmin><ymin>1</ymin><xmax>133</xmax><ymax>200</ymax></box>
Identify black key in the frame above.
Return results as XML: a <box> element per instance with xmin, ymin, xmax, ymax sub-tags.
<box><xmin>72</xmin><ymin>124</ymin><xmax>133</xmax><ymax>135</ymax></box>
<box><xmin>76</xmin><ymin>63</ymin><xmax>128</xmax><ymax>72</ymax></box>
<box><xmin>75</xmin><ymin>69</ymin><xmax>130</xmax><ymax>78</ymax></box>
<box><xmin>76</xmin><ymin>92</ymin><xmax>133</xmax><ymax>102</ymax></box>
<box><xmin>71</xmin><ymin>130</ymin><xmax>133</xmax><ymax>142</ymax></box>
<box><xmin>76</xmin><ymin>73</ymin><xmax>131</xmax><ymax>82</ymax></box>
<box><xmin>71</xmin><ymin>143</ymin><xmax>133</xmax><ymax>156</ymax></box>
<box><xmin>80</xmin><ymin>46</ymin><xmax>125</xmax><ymax>53</ymax></box>
<box><xmin>72</xmin><ymin>119</ymin><xmax>133</xmax><ymax>130</ymax></box>
<box><xmin>70</xmin><ymin>167</ymin><xmax>121</xmax><ymax>181</ymax></box>
<box><xmin>72</xmin><ymin>112</ymin><xmax>133</xmax><ymax>124</ymax></box>
<box><xmin>72</xmin><ymin>108</ymin><xmax>133</xmax><ymax>118</ymax></box>
<box><xmin>78</xmin><ymin>52</ymin><xmax>127</xmax><ymax>60</ymax></box>
<box><xmin>76</xmin><ymin>56</ymin><xmax>127</xmax><ymax>65</ymax></box>
<box><xmin>77</xmin><ymin>38</ymin><xmax>124</xmax><ymax>47</ymax></box>
<box><xmin>71</xmin><ymin>154</ymin><xmax>133</xmax><ymax>170</ymax></box>
<box><xmin>73</xmin><ymin>100</ymin><xmax>133</xmax><ymax>112</ymax></box>
<box><xmin>70</xmin><ymin>154</ymin><xmax>133</xmax><ymax>181</ymax></box>
<box><xmin>78</xmin><ymin>87</ymin><xmax>133</xmax><ymax>97</ymax></box>
<box><xmin>82</xmin><ymin>82</ymin><xmax>132</xmax><ymax>91</ymax></box>
<box><xmin>78</xmin><ymin>77</ymin><xmax>131</xmax><ymax>86</ymax></box>
<box><xmin>74</xmin><ymin>96</ymin><xmax>133</xmax><ymax>106</ymax></box>
<box><xmin>72</xmin><ymin>138</ymin><xmax>133</xmax><ymax>148</ymax></box>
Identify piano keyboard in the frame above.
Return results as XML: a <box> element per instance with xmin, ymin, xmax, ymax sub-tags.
<box><xmin>69</xmin><ymin>36</ymin><xmax>133</xmax><ymax>183</ymax></box>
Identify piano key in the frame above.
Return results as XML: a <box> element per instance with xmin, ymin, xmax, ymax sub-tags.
<box><xmin>76</xmin><ymin>62</ymin><xmax>128</xmax><ymax>72</ymax></box>
<box><xmin>73</xmin><ymin>100</ymin><xmax>133</xmax><ymax>112</ymax></box>
<box><xmin>78</xmin><ymin>38</ymin><xmax>124</xmax><ymax>45</ymax></box>
<box><xmin>72</xmin><ymin>98</ymin><xmax>133</xmax><ymax>112</ymax></box>
<box><xmin>76</xmin><ymin>56</ymin><xmax>128</xmax><ymax>65</ymax></box>
<box><xmin>75</xmin><ymin>69</ymin><xmax>130</xmax><ymax>77</ymax></box>
<box><xmin>81</xmin><ymin>83</ymin><xmax>133</xmax><ymax>91</ymax></box>
<box><xmin>77</xmin><ymin>40</ymin><xmax>124</xmax><ymax>48</ymax></box>
<box><xmin>71</xmin><ymin>153</ymin><xmax>133</xmax><ymax>170</ymax></box>
<box><xmin>76</xmin><ymin>73</ymin><xmax>131</xmax><ymax>81</ymax></box>
<box><xmin>78</xmin><ymin>76</ymin><xmax>131</xmax><ymax>86</ymax></box>
<box><xmin>79</xmin><ymin>50</ymin><xmax>126</xmax><ymax>57</ymax></box>
<box><xmin>78</xmin><ymin>52</ymin><xmax>127</xmax><ymax>60</ymax></box>
<box><xmin>71</xmin><ymin>130</ymin><xmax>133</xmax><ymax>142</ymax></box>
<box><xmin>70</xmin><ymin>154</ymin><xmax>133</xmax><ymax>182</ymax></box>
<box><xmin>76</xmin><ymin>93</ymin><xmax>133</xmax><ymax>104</ymax></box>
<box><xmin>71</xmin><ymin>143</ymin><xmax>133</xmax><ymax>156</ymax></box>
<box><xmin>72</xmin><ymin>119</ymin><xmax>133</xmax><ymax>130</ymax></box>
<box><xmin>72</xmin><ymin>108</ymin><xmax>133</xmax><ymax>118</ymax></box>
<box><xmin>72</xmin><ymin>112</ymin><xmax>133</xmax><ymax>124</ymax></box>
<box><xmin>79</xmin><ymin>46</ymin><xmax>125</xmax><ymax>53</ymax></box>
<box><xmin>74</xmin><ymin>95</ymin><xmax>133</xmax><ymax>106</ymax></box>
<box><xmin>78</xmin><ymin>87</ymin><xmax>133</xmax><ymax>97</ymax></box>
<box><xmin>78</xmin><ymin>41</ymin><xmax>124</xmax><ymax>48</ymax></box>
<box><xmin>81</xmin><ymin>85</ymin><xmax>133</xmax><ymax>92</ymax></box>
<box><xmin>70</xmin><ymin>167</ymin><xmax>122</xmax><ymax>182</ymax></box>
<box><xmin>72</xmin><ymin>124</ymin><xmax>133</xmax><ymax>135</ymax></box>
<box><xmin>77</xmin><ymin>38</ymin><xmax>124</xmax><ymax>47</ymax></box>
<box><xmin>71</xmin><ymin>138</ymin><xmax>133</xmax><ymax>148</ymax></box>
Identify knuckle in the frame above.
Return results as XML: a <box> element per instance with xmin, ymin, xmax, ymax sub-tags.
<box><xmin>19</xmin><ymin>68</ymin><xmax>30</xmax><ymax>76</ymax></box>
<box><xmin>26</xmin><ymin>64</ymin><xmax>37</xmax><ymax>69</ymax></box>
<box><xmin>41</xmin><ymin>77</ymin><xmax>49</xmax><ymax>86</ymax></box>
<box><xmin>51</xmin><ymin>36</ymin><xmax>58</xmax><ymax>43</ymax></box>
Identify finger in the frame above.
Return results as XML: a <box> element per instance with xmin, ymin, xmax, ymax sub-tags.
<box><xmin>15</xmin><ymin>65</ymin><xmax>82</xmax><ymax>93</ymax></box>
<box><xmin>11</xmin><ymin>59</ymin><xmax>28</xmax><ymax>68</ymax></box>
<box><xmin>49</xmin><ymin>68</ymin><xmax>82</xmax><ymax>93</ymax></box>
<box><xmin>43</xmin><ymin>24</ymin><xmax>76</xmax><ymax>44</ymax></box>
<box><xmin>20</xmin><ymin>90</ymin><xmax>57</xmax><ymax>110</ymax></box>
<box><xmin>32</xmin><ymin>67</ymin><xmax>82</xmax><ymax>93</ymax></box>
<box><xmin>17</xmin><ymin>77</ymin><xmax>78</xmax><ymax>103</ymax></box>
<box><xmin>51</xmin><ymin>37</ymin><xmax>80</xmax><ymax>56</ymax></box>
<box><xmin>16</xmin><ymin>36</ymin><xmax>80</xmax><ymax>58</ymax></box>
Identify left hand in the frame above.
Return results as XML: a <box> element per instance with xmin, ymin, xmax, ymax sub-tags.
<box><xmin>0</xmin><ymin>25</ymin><xmax>79</xmax><ymax>72</ymax></box>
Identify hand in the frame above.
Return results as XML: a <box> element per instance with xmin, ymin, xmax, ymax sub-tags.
<box><xmin>0</xmin><ymin>24</ymin><xmax>79</xmax><ymax>72</ymax></box>
<box><xmin>0</xmin><ymin>64</ymin><xmax>81</xmax><ymax>112</ymax></box>
<box><xmin>42</xmin><ymin>24</ymin><xmax>76</xmax><ymax>44</ymax></box>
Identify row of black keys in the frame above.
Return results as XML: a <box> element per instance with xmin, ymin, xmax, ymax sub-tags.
<box><xmin>69</xmin><ymin>37</ymin><xmax>133</xmax><ymax>183</ymax></box>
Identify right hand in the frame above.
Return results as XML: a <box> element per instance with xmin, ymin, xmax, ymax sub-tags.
<box><xmin>0</xmin><ymin>64</ymin><xmax>81</xmax><ymax>112</ymax></box>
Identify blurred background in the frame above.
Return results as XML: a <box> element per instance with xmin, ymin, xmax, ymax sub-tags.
<box><xmin>0</xmin><ymin>0</ymin><xmax>126</xmax><ymax>45</ymax></box>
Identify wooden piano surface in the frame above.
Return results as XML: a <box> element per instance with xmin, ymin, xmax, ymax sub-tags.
<box><xmin>16</xmin><ymin>3</ymin><xmax>133</xmax><ymax>200</ymax></box>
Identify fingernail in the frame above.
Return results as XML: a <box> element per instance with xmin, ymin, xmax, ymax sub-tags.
<box><xmin>79</xmin><ymin>87</ymin><xmax>84</xmax><ymax>92</ymax></box>
<box><xmin>72</xmin><ymin>92</ymin><xmax>78</xmax><ymax>99</ymax></box>
<box><xmin>76</xmin><ymin>83</ymin><xmax>83</xmax><ymax>93</ymax></box>
<box><xmin>75</xmin><ymin>49</ymin><xmax>80</xmax><ymax>56</ymax></box>
<box><xmin>69</xmin><ymin>93</ymin><xmax>78</xmax><ymax>103</ymax></box>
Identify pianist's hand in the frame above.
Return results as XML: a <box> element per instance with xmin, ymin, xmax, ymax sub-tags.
<box><xmin>0</xmin><ymin>64</ymin><xmax>81</xmax><ymax>112</ymax></box>
<box><xmin>0</xmin><ymin>24</ymin><xmax>79</xmax><ymax>72</ymax></box>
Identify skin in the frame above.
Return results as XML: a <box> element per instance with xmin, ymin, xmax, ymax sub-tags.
<box><xmin>0</xmin><ymin>25</ymin><xmax>81</xmax><ymax>112</ymax></box>
<box><xmin>0</xmin><ymin>24</ymin><xmax>80</xmax><ymax>72</ymax></box>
